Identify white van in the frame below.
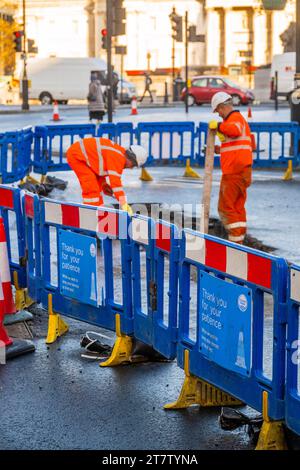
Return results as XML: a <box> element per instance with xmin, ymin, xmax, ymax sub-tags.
<box><xmin>16</xmin><ymin>57</ymin><xmax>107</xmax><ymax>105</ymax></box>
<box><xmin>270</xmin><ymin>52</ymin><xmax>296</xmax><ymax>100</ymax></box>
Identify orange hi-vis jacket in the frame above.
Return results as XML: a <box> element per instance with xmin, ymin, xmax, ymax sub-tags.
<box><xmin>218</xmin><ymin>110</ymin><xmax>253</xmax><ymax>175</ymax></box>
<box><xmin>67</xmin><ymin>137</ymin><xmax>127</xmax><ymax>205</ymax></box>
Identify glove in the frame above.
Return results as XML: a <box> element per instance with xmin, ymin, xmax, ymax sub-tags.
<box><xmin>121</xmin><ymin>203</ymin><xmax>133</xmax><ymax>216</ymax></box>
<box><xmin>209</xmin><ymin>120</ymin><xmax>218</xmax><ymax>130</ymax></box>
<box><xmin>102</xmin><ymin>183</ymin><xmax>113</xmax><ymax>197</ymax></box>
<box><xmin>217</xmin><ymin>131</ymin><xmax>226</xmax><ymax>143</ymax></box>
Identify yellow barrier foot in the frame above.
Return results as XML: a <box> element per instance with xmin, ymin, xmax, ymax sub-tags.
<box><xmin>26</xmin><ymin>175</ymin><xmax>41</xmax><ymax>185</ymax></box>
<box><xmin>100</xmin><ymin>314</ymin><xmax>133</xmax><ymax>367</ymax></box>
<box><xmin>140</xmin><ymin>168</ymin><xmax>153</xmax><ymax>182</ymax></box>
<box><xmin>183</xmin><ymin>159</ymin><xmax>201</xmax><ymax>179</ymax></box>
<box><xmin>46</xmin><ymin>294</ymin><xmax>69</xmax><ymax>344</ymax></box>
<box><xmin>256</xmin><ymin>421</ymin><xmax>287</xmax><ymax>450</ymax></box>
<box><xmin>164</xmin><ymin>350</ymin><xmax>242</xmax><ymax>409</ymax></box>
<box><xmin>283</xmin><ymin>161</ymin><xmax>293</xmax><ymax>181</ymax></box>
<box><xmin>255</xmin><ymin>390</ymin><xmax>288</xmax><ymax>450</ymax></box>
<box><xmin>13</xmin><ymin>271</ymin><xmax>35</xmax><ymax>311</ymax></box>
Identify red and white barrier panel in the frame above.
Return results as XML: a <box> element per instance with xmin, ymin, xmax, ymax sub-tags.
<box><xmin>43</xmin><ymin>201</ymin><xmax>119</xmax><ymax>237</ymax></box>
<box><xmin>24</xmin><ymin>194</ymin><xmax>35</xmax><ymax>219</ymax></box>
<box><xmin>291</xmin><ymin>269</ymin><xmax>300</xmax><ymax>303</ymax></box>
<box><xmin>131</xmin><ymin>219</ymin><xmax>172</xmax><ymax>252</ymax></box>
<box><xmin>131</xmin><ymin>217</ymin><xmax>149</xmax><ymax>246</ymax></box>
<box><xmin>185</xmin><ymin>232</ymin><xmax>272</xmax><ymax>290</ymax></box>
<box><xmin>0</xmin><ymin>187</ymin><xmax>14</xmax><ymax>210</ymax></box>
<box><xmin>0</xmin><ymin>218</ymin><xmax>16</xmax><ymax>314</ymax></box>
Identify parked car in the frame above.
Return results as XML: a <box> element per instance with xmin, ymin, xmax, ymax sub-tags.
<box><xmin>180</xmin><ymin>76</ymin><xmax>255</xmax><ymax>107</ymax></box>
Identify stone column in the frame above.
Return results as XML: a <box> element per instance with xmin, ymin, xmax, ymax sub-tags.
<box><xmin>215</xmin><ymin>8</ymin><xmax>225</xmax><ymax>68</ymax></box>
<box><xmin>85</xmin><ymin>1</ymin><xmax>96</xmax><ymax>57</ymax></box>
<box><xmin>266</xmin><ymin>10</ymin><xmax>273</xmax><ymax>64</ymax></box>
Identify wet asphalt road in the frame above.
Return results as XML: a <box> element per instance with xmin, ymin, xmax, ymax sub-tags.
<box><xmin>0</xmin><ymin>316</ymin><xmax>253</xmax><ymax>450</ymax></box>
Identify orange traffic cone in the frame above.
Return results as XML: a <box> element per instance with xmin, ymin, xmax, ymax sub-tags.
<box><xmin>52</xmin><ymin>100</ymin><xmax>61</xmax><ymax>121</ymax></box>
<box><xmin>0</xmin><ymin>217</ymin><xmax>16</xmax><ymax>316</ymax></box>
<box><xmin>131</xmin><ymin>96</ymin><xmax>138</xmax><ymax>115</ymax></box>
<box><xmin>248</xmin><ymin>106</ymin><xmax>252</xmax><ymax>120</ymax></box>
<box><xmin>0</xmin><ymin>276</ymin><xmax>13</xmax><ymax>348</ymax></box>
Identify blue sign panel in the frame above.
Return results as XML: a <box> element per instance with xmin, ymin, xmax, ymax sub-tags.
<box><xmin>58</xmin><ymin>229</ymin><xmax>98</xmax><ymax>307</ymax></box>
<box><xmin>199</xmin><ymin>271</ymin><xmax>252</xmax><ymax>377</ymax></box>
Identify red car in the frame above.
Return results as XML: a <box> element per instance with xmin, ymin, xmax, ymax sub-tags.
<box><xmin>181</xmin><ymin>76</ymin><xmax>255</xmax><ymax>107</ymax></box>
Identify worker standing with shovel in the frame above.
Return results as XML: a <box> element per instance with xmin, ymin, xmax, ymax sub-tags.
<box><xmin>208</xmin><ymin>92</ymin><xmax>254</xmax><ymax>244</ymax></box>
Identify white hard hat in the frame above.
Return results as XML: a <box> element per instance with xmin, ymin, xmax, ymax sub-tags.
<box><xmin>211</xmin><ymin>92</ymin><xmax>232</xmax><ymax>112</ymax></box>
<box><xmin>126</xmin><ymin>145</ymin><xmax>148</xmax><ymax>167</ymax></box>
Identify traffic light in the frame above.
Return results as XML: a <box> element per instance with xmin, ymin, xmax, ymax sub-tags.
<box><xmin>188</xmin><ymin>25</ymin><xmax>205</xmax><ymax>43</ymax></box>
<box><xmin>112</xmin><ymin>0</ymin><xmax>126</xmax><ymax>36</ymax></box>
<box><xmin>28</xmin><ymin>39</ymin><xmax>38</xmax><ymax>54</ymax></box>
<box><xmin>13</xmin><ymin>30</ymin><xmax>23</xmax><ymax>53</ymax></box>
<box><xmin>101</xmin><ymin>28</ymin><xmax>108</xmax><ymax>49</ymax></box>
<box><xmin>169</xmin><ymin>9</ymin><xmax>183</xmax><ymax>42</ymax></box>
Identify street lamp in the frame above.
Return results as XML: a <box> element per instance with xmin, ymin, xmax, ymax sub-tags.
<box><xmin>21</xmin><ymin>0</ymin><xmax>29</xmax><ymax>110</ymax></box>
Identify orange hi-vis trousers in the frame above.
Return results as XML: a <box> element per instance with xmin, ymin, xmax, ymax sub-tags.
<box><xmin>218</xmin><ymin>166</ymin><xmax>252</xmax><ymax>244</ymax></box>
<box><xmin>67</xmin><ymin>152</ymin><xmax>106</xmax><ymax>206</ymax></box>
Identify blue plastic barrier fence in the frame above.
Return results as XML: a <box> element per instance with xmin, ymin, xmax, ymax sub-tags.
<box><xmin>22</xmin><ymin>192</ymin><xmax>42</xmax><ymax>303</ymax></box>
<box><xmin>286</xmin><ymin>265</ymin><xmax>300</xmax><ymax>435</ymax></box>
<box><xmin>96</xmin><ymin>122</ymin><xmax>135</xmax><ymax>148</ymax></box>
<box><xmin>195</xmin><ymin>121</ymin><xmax>300</xmax><ymax>168</ymax></box>
<box><xmin>131</xmin><ymin>216</ymin><xmax>179</xmax><ymax>359</ymax></box>
<box><xmin>0</xmin><ymin>185</ymin><xmax>27</xmax><ymax>288</ymax></box>
<box><xmin>39</xmin><ymin>198</ymin><xmax>133</xmax><ymax>334</ymax></box>
<box><xmin>0</xmin><ymin>127</ymin><xmax>33</xmax><ymax>183</ymax></box>
<box><xmin>33</xmin><ymin>124</ymin><xmax>96</xmax><ymax>174</ymax></box>
<box><xmin>136</xmin><ymin>122</ymin><xmax>195</xmax><ymax>165</ymax></box>
<box><xmin>177</xmin><ymin>230</ymin><xmax>288</xmax><ymax>419</ymax></box>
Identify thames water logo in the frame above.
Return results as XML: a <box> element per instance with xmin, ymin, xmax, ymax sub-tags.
<box><xmin>238</xmin><ymin>294</ymin><xmax>248</xmax><ymax>312</ymax></box>
<box><xmin>90</xmin><ymin>243</ymin><xmax>96</xmax><ymax>258</ymax></box>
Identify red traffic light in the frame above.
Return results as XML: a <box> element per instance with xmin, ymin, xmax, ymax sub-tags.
<box><xmin>101</xmin><ymin>28</ymin><xmax>107</xmax><ymax>36</ymax></box>
<box><xmin>14</xmin><ymin>30</ymin><xmax>23</xmax><ymax>38</ymax></box>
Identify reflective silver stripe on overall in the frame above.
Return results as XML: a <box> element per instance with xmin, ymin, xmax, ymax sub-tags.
<box><xmin>79</xmin><ymin>139</ymin><xmax>91</xmax><ymax>167</ymax></box>
<box><xmin>220</xmin><ymin>145</ymin><xmax>252</xmax><ymax>154</ymax></box>
<box><xmin>112</xmin><ymin>186</ymin><xmax>124</xmax><ymax>193</ymax></box>
<box><xmin>96</xmin><ymin>138</ymin><xmax>105</xmax><ymax>176</ymax></box>
<box><xmin>225</xmin><ymin>221</ymin><xmax>247</xmax><ymax>230</ymax></box>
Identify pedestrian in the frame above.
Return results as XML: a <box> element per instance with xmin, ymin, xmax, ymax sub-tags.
<box><xmin>66</xmin><ymin>138</ymin><xmax>147</xmax><ymax>215</ymax></box>
<box><xmin>209</xmin><ymin>92</ymin><xmax>254</xmax><ymax>244</ymax></box>
<box><xmin>87</xmin><ymin>71</ymin><xmax>105</xmax><ymax>122</ymax></box>
<box><xmin>140</xmin><ymin>72</ymin><xmax>153</xmax><ymax>103</ymax></box>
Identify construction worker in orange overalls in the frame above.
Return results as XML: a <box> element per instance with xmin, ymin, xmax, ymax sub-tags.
<box><xmin>209</xmin><ymin>92</ymin><xmax>254</xmax><ymax>244</ymax></box>
<box><xmin>66</xmin><ymin>139</ymin><xmax>147</xmax><ymax>215</ymax></box>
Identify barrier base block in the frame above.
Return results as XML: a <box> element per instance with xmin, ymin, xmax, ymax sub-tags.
<box><xmin>46</xmin><ymin>314</ymin><xmax>69</xmax><ymax>344</ymax></box>
<box><xmin>100</xmin><ymin>313</ymin><xmax>133</xmax><ymax>367</ymax></box>
<box><xmin>6</xmin><ymin>339</ymin><xmax>35</xmax><ymax>360</ymax></box>
<box><xmin>15</xmin><ymin>288</ymin><xmax>35</xmax><ymax>312</ymax></box>
<box><xmin>100</xmin><ymin>334</ymin><xmax>133</xmax><ymax>367</ymax></box>
<box><xmin>256</xmin><ymin>420</ymin><xmax>288</xmax><ymax>451</ymax></box>
<box><xmin>164</xmin><ymin>375</ymin><xmax>242</xmax><ymax>409</ymax></box>
<box><xmin>183</xmin><ymin>159</ymin><xmax>201</xmax><ymax>179</ymax></box>
<box><xmin>283</xmin><ymin>161</ymin><xmax>293</xmax><ymax>181</ymax></box>
<box><xmin>4</xmin><ymin>310</ymin><xmax>33</xmax><ymax>326</ymax></box>
<box><xmin>165</xmin><ymin>349</ymin><xmax>242</xmax><ymax>409</ymax></box>
<box><xmin>140</xmin><ymin>168</ymin><xmax>153</xmax><ymax>182</ymax></box>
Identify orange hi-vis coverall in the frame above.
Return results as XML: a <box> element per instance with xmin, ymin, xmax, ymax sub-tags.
<box><xmin>218</xmin><ymin>110</ymin><xmax>253</xmax><ymax>244</ymax></box>
<box><xmin>66</xmin><ymin>137</ymin><xmax>127</xmax><ymax>207</ymax></box>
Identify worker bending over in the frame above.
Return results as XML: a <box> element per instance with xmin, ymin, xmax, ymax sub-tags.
<box><xmin>209</xmin><ymin>92</ymin><xmax>253</xmax><ymax>244</ymax></box>
<box><xmin>66</xmin><ymin>138</ymin><xmax>147</xmax><ymax>214</ymax></box>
